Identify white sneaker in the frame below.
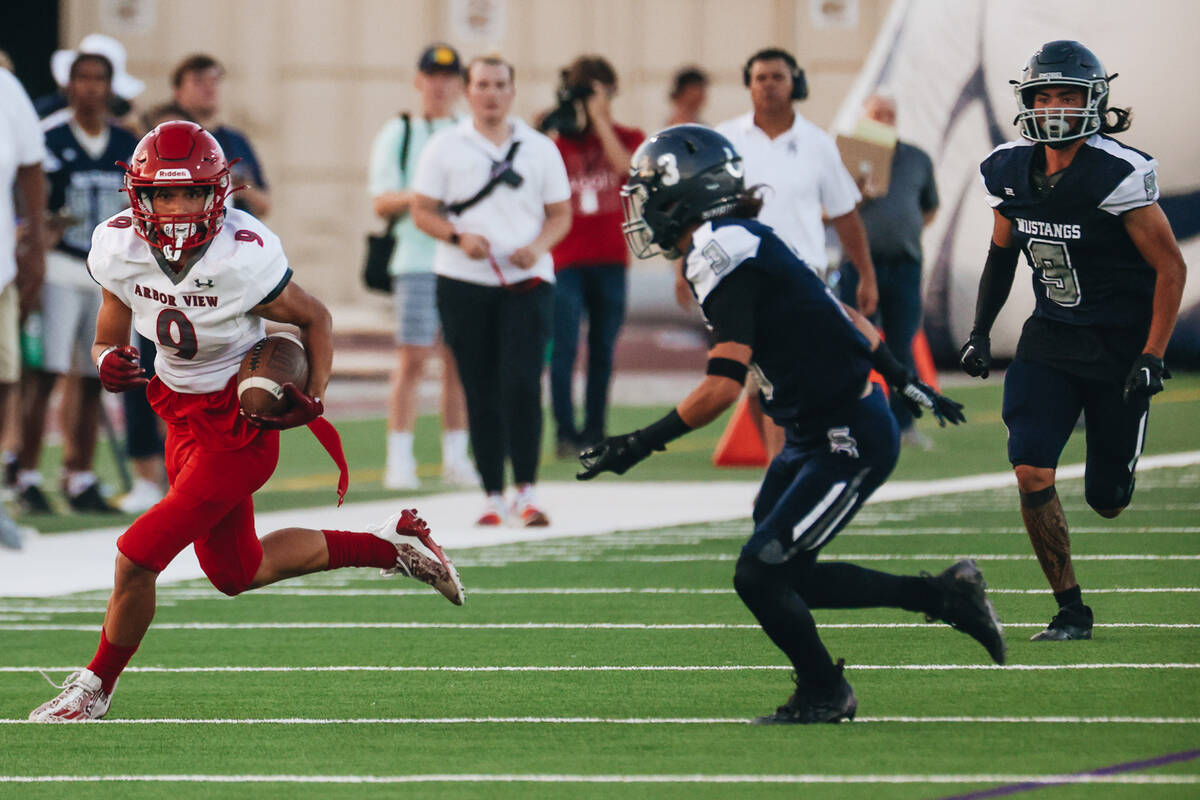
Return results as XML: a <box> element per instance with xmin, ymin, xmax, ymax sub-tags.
<box><xmin>441</xmin><ymin>458</ymin><xmax>480</xmax><ymax>488</ymax></box>
<box><xmin>512</xmin><ymin>486</ymin><xmax>549</xmax><ymax>527</ymax></box>
<box><xmin>117</xmin><ymin>479</ymin><xmax>164</xmax><ymax>514</ymax></box>
<box><xmin>369</xmin><ymin>509</ymin><xmax>465</xmax><ymax>605</ymax></box>
<box><xmin>29</xmin><ymin>669</ymin><xmax>114</xmax><ymax>722</ymax></box>
<box><xmin>476</xmin><ymin>494</ymin><xmax>508</xmax><ymax>526</ymax></box>
<box><xmin>383</xmin><ymin>461</ymin><xmax>421</xmax><ymax>491</ymax></box>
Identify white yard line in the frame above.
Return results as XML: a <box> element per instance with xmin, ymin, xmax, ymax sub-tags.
<box><xmin>4</xmin><ymin>450</ymin><xmax>1198</xmax><ymax>598</ymax></box>
<box><xmin>3</xmin><ymin>663</ymin><xmax>1198</xmax><ymax>674</ymax></box>
<box><xmin>0</xmin><ymin>773</ymin><xmax>1195</xmax><ymax>785</ymax></box>
<box><xmin>457</xmin><ymin>553</ymin><xmax>1200</xmax><ymax>563</ymax></box>
<box><xmin>0</xmin><ymin>715</ymin><xmax>1196</xmax><ymax>725</ymax></box>
<box><xmin>2</xmin><ymin>621</ymin><xmax>1198</xmax><ymax>631</ymax></box>
<box><xmin>146</xmin><ymin>586</ymin><xmax>1200</xmax><ymax>598</ymax></box>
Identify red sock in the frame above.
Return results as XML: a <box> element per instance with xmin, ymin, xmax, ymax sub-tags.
<box><xmin>323</xmin><ymin>530</ymin><xmax>397</xmax><ymax>570</ymax></box>
<box><xmin>86</xmin><ymin>628</ymin><xmax>139</xmax><ymax>695</ymax></box>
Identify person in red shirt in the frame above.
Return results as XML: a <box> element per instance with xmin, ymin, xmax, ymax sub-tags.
<box><xmin>546</xmin><ymin>56</ymin><xmax>645</xmax><ymax>458</ymax></box>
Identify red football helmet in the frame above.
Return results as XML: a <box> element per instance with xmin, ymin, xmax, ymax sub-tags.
<box><xmin>121</xmin><ymin>121</ymin><xmax>239</xmax><ymax>261</ymax></box>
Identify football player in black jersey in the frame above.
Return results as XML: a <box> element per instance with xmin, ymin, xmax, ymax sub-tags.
<box><xmin>579</xmin><ymin>125</ymin><xmax>1000</xmax><ymax>724</ymax></box>
<box><xmin>960</xmin><ymin>41</ymin><xmax>1187</xmax><ymax>641</ymax></box>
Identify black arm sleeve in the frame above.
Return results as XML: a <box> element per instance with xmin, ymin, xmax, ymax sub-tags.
<box><xmin>971</xmin><ymin>242</ymin><xmax>1020</xmax><ymax>336</ymax></box>
<box><xmin>699</xmin><ymin>265</ymin><xmax>761</xmax><ymax>347</ymax></box>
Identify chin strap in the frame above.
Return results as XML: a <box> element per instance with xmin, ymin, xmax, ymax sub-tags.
<box><xmin>306</xmin><ymin>417</ymin><xmax>350</xmax><ymax>505</ymax></box>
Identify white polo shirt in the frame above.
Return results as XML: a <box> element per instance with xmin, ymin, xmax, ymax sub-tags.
<box><xmin>716</xmin><ymin>111</ymin><xmax>860</xmax><ymax>270</ymax></box>
<box><xmin>412</xmin><ymin>116</ymin><xmax>571</xmax><ymax>286</ymax></box>
<box><xmin>0</xmin><ymin>69</ymin><xmax>46</xmax><ymax>291</ymax></box>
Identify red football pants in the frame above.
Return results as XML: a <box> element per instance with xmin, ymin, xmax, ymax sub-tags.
<box><xmin>117</xmin><ymin>421</ymin><xmax>280</xmax><ymax>596</ymax></box>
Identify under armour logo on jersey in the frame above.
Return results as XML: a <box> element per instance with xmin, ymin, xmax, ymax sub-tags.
<box><xmin>1004</xmin><ymin>187</ymin><xmax>1015</xmax><ymax>196</ymax></box>
<box><xmin>194</xmin><ymin>278</ymin><xmax>214</xmax><ymax>288</ymax></box>
<box><xmin>786</xmin><ymin>140</ymin><xmax>798</xmax><ymax>156</ymax></box>
<box><xmin>827</xmin><ymin>427</ymin><xmax>859</xmax><ymax>458</ymax></box>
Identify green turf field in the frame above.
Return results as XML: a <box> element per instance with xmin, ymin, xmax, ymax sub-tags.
<box><xmin>2</xmin><ymin>376</ymin><xmax>1198</xmax><ymax>797</ymax></box>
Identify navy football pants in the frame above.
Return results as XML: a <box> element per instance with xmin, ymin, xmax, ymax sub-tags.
<box><xmin>1003</xmin><ymin>357</ymin><xmax>1149</xmax><ymax>511</ymax></box>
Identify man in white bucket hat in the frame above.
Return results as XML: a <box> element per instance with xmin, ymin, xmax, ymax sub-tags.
<box><xmin>36</xmin><ymin>34</ymin><xmax>144</xmax><ymax>129</ymax></box>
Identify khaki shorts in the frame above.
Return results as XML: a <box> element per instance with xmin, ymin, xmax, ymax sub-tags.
<box><xmin>0</xmin><ymin>282</ymin><xmax>18</xmax><ymax>384</ymax></box>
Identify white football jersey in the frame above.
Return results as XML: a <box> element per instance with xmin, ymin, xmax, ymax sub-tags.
<box><xmin>88</xmin><ymin>208</ymin><xmax>292</xmax><ymax>393</ymax></box>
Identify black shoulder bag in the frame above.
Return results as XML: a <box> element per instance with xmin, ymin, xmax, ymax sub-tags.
<box><xmin>362</xmin><ymin>112</ymin><xmax>412</xmax><ymax>293</ymax></box>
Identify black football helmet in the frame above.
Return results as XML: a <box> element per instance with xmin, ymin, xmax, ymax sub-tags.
<box><xmin>1013</xmin><ymin>40</ymin><xmax>1113</xmax><ymax>145</ymax></box>
<box><xmin>620</xmin><ymin>124</ymin><xmax>745</xmax><ymax>259</ymax></box>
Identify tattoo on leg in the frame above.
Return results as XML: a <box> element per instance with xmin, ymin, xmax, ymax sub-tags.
<box><xmin>1020</xmin><ymin>487</ymin><xmax>1076</xmax><ymax>593</ymax></box>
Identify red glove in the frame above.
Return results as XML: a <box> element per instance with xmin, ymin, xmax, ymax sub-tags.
<box><xmin>245</xmin><ymin>382</ymin><xmax>324</xmax><ymax>430</ymax></box>
<box><xmin>97</xmin><ymin>345</ymin><xmax>149</xmax><ymax>393</ymax></box>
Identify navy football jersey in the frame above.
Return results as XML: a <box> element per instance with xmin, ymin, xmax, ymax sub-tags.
<box><xmin>684</xmin><ymin>218</ymin><xmax>874</xmax><ymax>425</ymax></box>
<box><xmin>979</xmin><ymin>134</ymin><xmax>1159</xmax><ymax>330</ymax></box>
<box><xmin>43</xmin><ymin>121</ymin><xmax>139</xmax><ymax>260</ymax></box>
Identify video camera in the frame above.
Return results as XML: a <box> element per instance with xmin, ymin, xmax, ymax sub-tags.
<box><xmin>538</xmin><ymin>70</ymin><xmax>593</xmax><ymax>135</ymax></box>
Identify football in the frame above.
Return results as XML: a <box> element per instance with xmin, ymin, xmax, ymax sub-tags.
<box><xmin>237</xmin><ymin>332</ymin><xmax>309</xmax><ymax>417</ymax></box>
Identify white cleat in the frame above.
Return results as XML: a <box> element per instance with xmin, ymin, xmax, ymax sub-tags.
<box><xmin>369</xmin><ymin>509</ymin><xmax>465</xmax><ymax>605</ymax></box>
<box><xmin>441</xmin><ymin>458</ymin><xmax>480</xmax><ymax>488</ymax></box>
<box><xmin>29</xmin><ymin>669</ymin><xmax>114</xmax><ymax>723</ymax></box>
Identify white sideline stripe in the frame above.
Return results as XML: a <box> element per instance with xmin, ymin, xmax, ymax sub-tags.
<box><xmin>495</xmin><ymin>553</ymin><xmax>1200</xmax><ymax>563</ymax></box>
<box><xmin>151</xmin><ymin>586</ymin><xmax>1200</xmax><ymax>597</ymax></box>
<box><xmin>7</xmin><ymin>450</ymin><xmax>1200</xmax><ymax>599</ymax></box>
<box><xmin>4</xmin><ymin>621</ymin><xmax>1199</xmax><ymax>632</ymax></box>
<box><xmin>4</xmin><ymin>663</ymin><xmax>1198</xmax><ymax>674</ymax></box>
<box><xmin>0</xmin><ymin>774</ymin><xmax>1196</xmax><ymax>785</ymax></box>
<box><xmin>1</xmin><ymin>715</ymin><xmax>1197</xmax><ymax>725</ymax></box>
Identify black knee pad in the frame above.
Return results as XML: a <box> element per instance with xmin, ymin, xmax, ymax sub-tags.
<box><xmin>1085</xmin><ymin>472</ymin><xmax>1134</xmax><ymax>516</ymax></box>
<box><xmin>734</xmin><ymin>552</ymin><xmax>792</xmax><ymax>601</ymax></box>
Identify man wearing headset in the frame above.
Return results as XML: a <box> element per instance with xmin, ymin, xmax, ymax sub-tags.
<box><xmin>711</xmin><ymin>47</ymin><xmax>878</xmax><ymax>458</ymax></box>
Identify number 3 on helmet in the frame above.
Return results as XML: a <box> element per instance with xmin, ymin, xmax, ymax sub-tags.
<box><xmin>620</xmin><ymin>124</ymin><xmax>746</xmax><ymax>260</ymax></box>
<box><xmin>119</xmin><ymin>120</ymin><xmax>240</xmax><ymax>262</ymax></box>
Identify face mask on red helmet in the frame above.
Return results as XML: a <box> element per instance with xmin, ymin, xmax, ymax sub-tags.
<box><xmin>120</xmin><ymin>120</ymin><xmax>241</xmax><ymax>262</ymax></box>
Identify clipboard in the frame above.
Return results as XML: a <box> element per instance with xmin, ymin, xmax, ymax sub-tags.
<box><xmin>836</xmin><ymin>124</ymin><xmax>896</xmax><ymax>199</ymax></box>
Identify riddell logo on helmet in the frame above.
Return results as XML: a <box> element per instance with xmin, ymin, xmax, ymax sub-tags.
<box><xmin>154</xmin><ymin>168</ymin><xmax>191</xmax><ymax>180</ymax></box>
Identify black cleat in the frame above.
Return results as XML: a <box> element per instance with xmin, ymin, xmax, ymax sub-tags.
<box><xmin>66</xmin><ymin>484</ymin><xmax>119</xmax><ymax>513</ymax></box>
<box><xmin>923</xmin><ymin>559</ymin><xmax>1007</xmax><ymax>664</ymax></box>
<box><xmin>1031</xmin><ymin>603</ymin><xmax>1093</xmax><ymax>641</ymax></box>
<box><xmin>752</xmin><ymin>659</ymin><xmax>857</xmax><ymax>725</ymax></box>
<box><xmin>17</xmin><ymin>484</ymin><xmax>54</xmax><ymax>514</ymax></box>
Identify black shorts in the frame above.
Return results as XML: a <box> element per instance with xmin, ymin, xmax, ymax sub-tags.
<box><xmin>1003</xmin><ymin>357</ymin><xmax>1149</xmax><ymax>510</ymax></box>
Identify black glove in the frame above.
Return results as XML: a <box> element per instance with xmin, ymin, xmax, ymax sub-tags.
<box><xmin>577</xmin><ymin>432</ymin><xmax>659</xmax><ymax>480</ymax></box>
<box><xmin>896</xmin><ymin>378</ymin><xmax>967</xmax><ymax>427</ymax></box>
<box><xmin>1123</xmin><ymin>353</ymin><xmax>1171</xmax><ymax>403</ymax></box>
<box><xmin>959</xmin><ymin>332</ymin><xmax>991</xmax><ymax>378</ymax></box>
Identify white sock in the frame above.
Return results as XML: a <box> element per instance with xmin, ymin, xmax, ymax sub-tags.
<box><xmin>515</xmin><ymin>483</ymin><xmax>537</xmax><ymax>507</ymax></box>
<box><xmin>16</xmin><ymin>470</ymin><xmax>41</xmax><ymax>490</ymax></box>
<box><xmin>65</xmin><ymin>471</ymin><xmax>98</xmax><ymax>497</ymax></box>
<box><xmin>442</xmin><ymin>429</ymin><xmax>469</xmax><ymax>464</ymax></box>
<box><xmin>387</xmin><ymin>431</ymin><xmax>415</xmax><ymax>468</ymax></box>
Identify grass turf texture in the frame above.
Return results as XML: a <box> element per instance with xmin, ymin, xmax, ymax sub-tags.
<box><xmin>1</xmin><ymin>377</ymin><xmax>1198</xmax><ymax>798</ymax></box>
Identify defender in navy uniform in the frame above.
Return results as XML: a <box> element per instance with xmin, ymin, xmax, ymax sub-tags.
<box><xmin>579</xmin><ymin>125</ymin><xmax>1002</xmax><ymax>724</ymax></box>
<box><xmin>960</xmin><ymin>41</ymin><xmax>1187</xmax><ymax>641</ymax></box>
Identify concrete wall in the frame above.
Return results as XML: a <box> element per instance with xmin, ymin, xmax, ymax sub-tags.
<box><xmin>59</xmin><ymin>0</ymin><xmax>889</xmax><ymax>326</ymax></box>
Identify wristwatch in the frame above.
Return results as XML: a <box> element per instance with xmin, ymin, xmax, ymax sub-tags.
<box><xmin>448</xmin><ymin>232</ymin><xmax>461</xmax><ymax>246</ymax></box>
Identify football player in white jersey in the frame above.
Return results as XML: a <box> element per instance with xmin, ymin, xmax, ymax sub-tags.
<box><xmin>29</xmin><ymin>122</ymin><xmax>465</xmax><ymax>724</ymax></box>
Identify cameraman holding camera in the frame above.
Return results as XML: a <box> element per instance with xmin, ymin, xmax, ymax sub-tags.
<box><xmin>542</xmin><ymin>56</ymin><xmax>644</xmax><ymax>459</ymax></box>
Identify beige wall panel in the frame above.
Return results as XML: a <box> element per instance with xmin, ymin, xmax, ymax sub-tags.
<box><xmin>359</xmin><ymin>0</ymin><xmax>437</xmax><ymax>70</ymax></box>
<box><xmin>276</xmin><ymin>78</ymin><xmax>359</xmax><ymax>172</ymax></box>
<box><xmin>57</xmin><ymin>0</ymin><xmax>890</xmax><ymax>321</ymax></box>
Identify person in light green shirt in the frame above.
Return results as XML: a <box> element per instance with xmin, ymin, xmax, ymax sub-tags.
<box><xmin>367</xmin><ymin>43</ymin><xmax>476</xmax><ymax>490</ymax></box>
